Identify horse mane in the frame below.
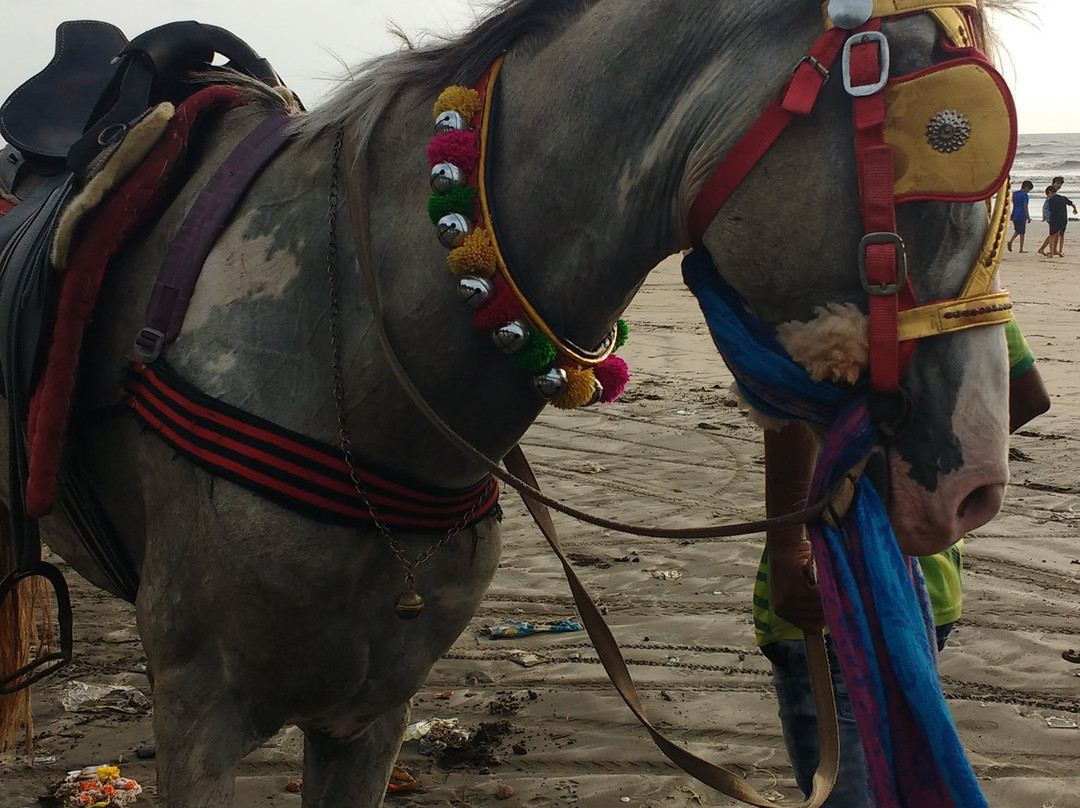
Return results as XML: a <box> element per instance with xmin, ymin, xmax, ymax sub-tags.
<box><xmin>294</xmin><ymin>0</ymin><xmax>597</xmax><ymax>147</ymax></box>
<box><xmin>976</xmin><ymin>0</ymin><xmax>1035</xmax><ymax>66</ymax></box>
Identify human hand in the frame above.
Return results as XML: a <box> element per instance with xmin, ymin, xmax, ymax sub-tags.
<box><xmin>769</xmin><ymin>540</ymin><xmax>825</xmax><ymax>631</ymax></box>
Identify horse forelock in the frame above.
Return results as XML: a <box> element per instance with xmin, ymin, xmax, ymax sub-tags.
<box><xmin>295</xmin><ymin>0</ymin><xmax>599</xmax><ymax>149</ymax></box>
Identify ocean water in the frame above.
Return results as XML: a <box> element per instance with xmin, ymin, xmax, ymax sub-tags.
<box><xmin>1009</xmin><ymin>133</ymin><xmax>1080</xmax><ymax>196</ymax></box>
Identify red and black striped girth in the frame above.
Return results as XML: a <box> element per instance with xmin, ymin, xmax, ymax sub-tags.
<box><xmin>124</xmin><ymin>360</ymin><xmax>500</xmax><ymax>533</ymax></box>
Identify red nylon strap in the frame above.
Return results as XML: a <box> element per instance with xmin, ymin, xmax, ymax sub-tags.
<box><xmin>849</xmin><ymin>26</ymin><xmax>916</xmax><ymax>392</ymax></box>
<box><xmin>687</xmin><ymin>28</ymin><xmax>846</xmax><ymax>245</ymax></box>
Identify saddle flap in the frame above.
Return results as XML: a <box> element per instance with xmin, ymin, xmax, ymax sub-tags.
<box><xmin>0</xmin><ymin>20</ymin><xmax>129</xmax><ymax>165</ymax></box>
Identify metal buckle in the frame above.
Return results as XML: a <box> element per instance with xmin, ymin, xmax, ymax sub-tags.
<box><xmin>133</xmin><ymin>327</ymin><xmax>165</xmax><ymax>364</ymax></box>
<box><xmin>794</xmin><ymin>55</ymin><xmax>829</xmax><ymax>81</ymax></box>
<box><xmin>858</xmin><ymin>232</ymin><xmax>908</xmax><ymax>296</ymax></box>
<box><xmin>842</xmin><ymin>31</ymin><xmax>890</xmax><ymax>97</ymax></box>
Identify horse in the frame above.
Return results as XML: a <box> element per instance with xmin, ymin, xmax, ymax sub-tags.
<box><xmin>0</xmin><ymin>0</ymin><xmax>1017</xmax><ymax>805</ymax></box>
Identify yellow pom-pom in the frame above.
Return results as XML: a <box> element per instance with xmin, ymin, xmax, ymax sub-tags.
<box><xmin>433</xmin><ymin>86</ymin><xmax>482</xmax><ymax>121</ymax></box>
<box><xmin>447</xmin><ymin>229</ymin><xmax>497</xmax><ymax>276</ymax></box>
<box><xmin>551</xmin><ymin>366</ymin><xmax>596</xmax><ymax>410</ymax></box>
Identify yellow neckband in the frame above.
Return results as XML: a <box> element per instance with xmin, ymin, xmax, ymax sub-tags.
<box><xmin>475</xmin><ymin>57</ymin><xmax>618</xmax><ymax>367</ymax></box>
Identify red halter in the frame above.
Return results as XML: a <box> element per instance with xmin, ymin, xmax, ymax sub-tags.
<box><xmin>687</xmin><ymin>4</ymin><xmax>1015</xmax><ymax>394</ymax></box>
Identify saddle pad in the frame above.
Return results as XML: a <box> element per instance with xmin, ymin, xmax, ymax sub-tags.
<box><xmin>24</xmin><ymin>85</ymin><xmax>245</xmax><ymax>518</ymax></box>
<box><xmin>125</xmin><ymin>361</ymin><xmax>501</xmax><ymax>533</ymax></box>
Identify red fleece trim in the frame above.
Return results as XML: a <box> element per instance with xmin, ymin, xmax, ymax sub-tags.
<box><xmin>24</xmin><ymin>85</ymin><xmax>244</xmax><ymax>518</ymax></box>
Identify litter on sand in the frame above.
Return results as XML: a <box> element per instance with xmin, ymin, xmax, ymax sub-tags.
<box><xmin>1045</xmin><ymin>715</ymin><xmax>1078</xmax><ymax>729</ymax></box>
<box><xmin>650</xmin><ymin>569</ymin><xmax>683</xmax><ymax>581</ymax></box>
<box><xmin>60</xmin><ymin>681</ymin><xmax>151</xmax><ymax>714</ymax></box>
<box><xmin>404</xmin><ymin>717</ymin><xmax>462</xmax><ymax>742</ymax></box>
<box><xmin>50</xmin><ymin>765</ymin><xmax>143</xmax><ymax>806</ymax></box>
<box><xmin>482</xmin><ymin>619</ymin><xmax>582</xmax><ymax>638</ymax></box>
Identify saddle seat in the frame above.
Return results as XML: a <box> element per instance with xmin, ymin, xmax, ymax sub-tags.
<box><xmin>1</xmin><ymin>19</ymin><xmax>287</xmax><ymax>185</ymax></box>
<box><xmin>0</xmin><ymin>21</ymin><xmax>129</xmax><ymax>176</ymax></box>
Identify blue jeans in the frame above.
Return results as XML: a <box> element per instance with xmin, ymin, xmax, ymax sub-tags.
<box><xmin>761</xmin><ymin>624</ymin><xmax>953</xmax><ymax>808</ymax></box>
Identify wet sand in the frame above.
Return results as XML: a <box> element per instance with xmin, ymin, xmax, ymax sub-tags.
<box><xmin>2</xmin><ymin>249</ymin><xmax>1078</xmax><ymax>806</ymax></box>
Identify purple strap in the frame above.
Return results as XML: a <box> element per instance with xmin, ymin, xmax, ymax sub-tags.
<box><xmin>135</xmin><ymin>109</ymin><xmax>292</xmax><ymax>362</ymax></box>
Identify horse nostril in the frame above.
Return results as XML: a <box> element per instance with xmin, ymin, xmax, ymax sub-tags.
<box><xmin>956</xmin><ymin>483</ymin><xmax>1005</xmax><ymax>533</ymax></box>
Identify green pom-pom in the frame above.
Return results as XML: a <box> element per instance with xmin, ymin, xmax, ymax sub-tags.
<box><xmin>427</xmin><ymin>185</ymin><xmax>476</xmax><ymax>224</ymax></box>
<box><xmin>509</xmin><ymin>332</ymin><xmax>557</xmax><ymax>374</ymax></box>
<box><xmin>614</xmin><ymin>318</ymin><xmax>629</xmax><ymax>349</ymax></box>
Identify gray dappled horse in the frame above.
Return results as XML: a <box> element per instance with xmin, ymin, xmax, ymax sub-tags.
<box><xmin>1</xmin><ymin>0</ymin><xmax>1015</xmax><ymax>805</ymax></box>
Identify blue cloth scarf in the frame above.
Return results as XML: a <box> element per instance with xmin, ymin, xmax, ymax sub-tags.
<box><xmin>682</xmin><ymin>249</ymin><xmax>989</xmax><ymax>808</ymax></box>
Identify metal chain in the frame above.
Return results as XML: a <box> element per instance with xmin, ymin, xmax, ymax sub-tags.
<box><xmin>324</xmin><ymin>129</ymin><xmax>491</xmax><ymax>587</ymax></box>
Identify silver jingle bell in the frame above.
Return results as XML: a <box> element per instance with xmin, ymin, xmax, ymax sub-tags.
<box><xmin>493</xmin><ymin>319</ymin><xmax>530</xmax><ymax>354</ymax></box>
<box><xmin>430</xmin><ymin>161</ymin><xmax>465</xmax><ymax>194</ymax></box>
<box><xmin>436</xmin><ymin>213</ymin><xmax>471</xmax><ymax>248</ymax></box>
<box><xmin>585</xmin><ymin>377</ymin><xmax>604</xmax><ymax>406</ymax></box>
<box><xmin>435</xmin><ymin>110</ymin><xmax>468</xmax><ymax>134</ymax></box>
<box><xmin>532</xmin><ymin>366</ymin><xmax>568</xmax><ymax>400</ymax></box>
<box><xmin>457</xmin><ymin>276</ymin><xmax>493</xmax><ymax>309</ymax></box>
<box><xmin>826</xmin><ymin>0</ymin><xmax>874</xmax><ymax>29</ymax></box>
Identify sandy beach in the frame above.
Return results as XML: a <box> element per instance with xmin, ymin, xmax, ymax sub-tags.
<box><xmin>2</xmin><ymin>248</ymin><xmax>1078</xmax><ymax>807</ymax></box>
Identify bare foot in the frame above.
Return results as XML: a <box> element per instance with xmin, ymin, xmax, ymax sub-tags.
<box><xmin>1007</xmin><ymin>241</ymin><xmax>1013</xmax><ymax>251</ymax></box>
<box><xmin>1018</xmin><ymin>249</ymin><xmax>1026</xmax><ymax>253</ymax></box>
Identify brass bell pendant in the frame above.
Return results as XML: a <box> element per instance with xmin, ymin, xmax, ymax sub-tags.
<box><xmin>395</xmin><ymin>580</ymin><xmax>425</xmax><ymax>620</ymax></box>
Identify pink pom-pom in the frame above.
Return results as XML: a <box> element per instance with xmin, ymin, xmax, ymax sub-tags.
<box><xmin>594</xmin><ymin>355</ymin><xmax>629</xmax><ymax>403</ymax></box>
<box><xmin>473</xmin><ymin>276</ymin><xmax>524</xmax><ymax>331</ymax></box>
<box><xmin>427</xmin><ymin>130</ymin><xmax>480</xmax><ymax>174</ymax></box>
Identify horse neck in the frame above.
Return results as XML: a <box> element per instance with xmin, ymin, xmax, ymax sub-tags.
<box><xmin>479</xmin><ymin>0</ymin><xmax>821</xmax><ymax>349</ymax></box>
<box><xmin>343</xmin><ymin>1</ymin><xmax>824</xmax><ymax>486</ymax></box>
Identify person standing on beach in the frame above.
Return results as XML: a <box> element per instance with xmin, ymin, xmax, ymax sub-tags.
<box><xmin>754</xmin><ymin>320</ymin><xmax>1049</xmax><ymax>808</ymax></box>
<box><xmin>1038</xmin><ymin>177</ymin><xmax>1077</xmax><ymax>257</ymax></box>
<box><xmin>1008</xmin><ymin>180</ymin><xmax>1034</xmax><ymax>252</ymax></box>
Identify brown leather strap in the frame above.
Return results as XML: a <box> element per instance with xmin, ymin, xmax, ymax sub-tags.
<box><xmin>340</xmin><ymin>129</ymin><xmax>840</xmax><ymax>804</ymax></box>
<box><xmin>504</xmin><ymin>446</ymin><xmax>839</xmax><ymax>807</ymax></box>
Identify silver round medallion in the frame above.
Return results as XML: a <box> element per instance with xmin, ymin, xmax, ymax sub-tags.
<box><xmin>925</xmin><ymin>110</ymin><xmax>971</xmax><ymax>153</ymax></box>
<box><xmin>436</xmin><ymin>213</ymin><xmax>471</xmax><ymax>248</ymax></box>
<box><xmin>532</xmin><ymin>367</ymin><xmax>568</xmax><ymax>400</ymax></box>
<box><xmin>492</xmin><ymin>320</ymin><xmax>530</xmax><ymax>353</ymax></box>
<box><xmin>457</xmin><ymin>276</ymin><xmax>492</xmax><ymax>309</ymax></box>
<box><xmin>430</xmin><ymin>162</ymin><xmax>465</xmax><ymax>193</ymax></box>
<box><xmin>435</xmin><ymin>110</ymin><xmax>468</xmax><ymax>134</ymax></box>
<box><xmin>826</xmin><ymin>0</ymin><xmax>874</xmax><ymax>29</ymax></box>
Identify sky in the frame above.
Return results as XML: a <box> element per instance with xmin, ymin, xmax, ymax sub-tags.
<box><xmin>1</xmin><ymin>1</ymin><xmax>1076</xmax><ymax>136</ymax></box>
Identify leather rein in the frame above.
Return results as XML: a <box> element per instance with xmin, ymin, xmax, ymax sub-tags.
<box><xmin>342</xmin><ymin>131</ymin><xmax>848</xmax><ymax>807</ymax></box>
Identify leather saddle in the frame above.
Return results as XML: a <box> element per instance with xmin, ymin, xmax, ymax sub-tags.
<box><xmin>1</xmin><ymin>19</ymin><xmax>284</xmax><ymax>180</ymax></box>
<box><xmin>0</xmin><ymin>19</ymin><xmax>289</xmax><ymax>693</ymax></box>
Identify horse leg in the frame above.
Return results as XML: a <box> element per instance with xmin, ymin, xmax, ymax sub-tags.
<box><xmin>150</xmin><ymin>665</ymin><xmax>266</xmax><ymax>808</ymax></box>
<box><xmin>300</xmin><ymin>702</ymin><xmax>411</xmax><ymax>808</ymax></box>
